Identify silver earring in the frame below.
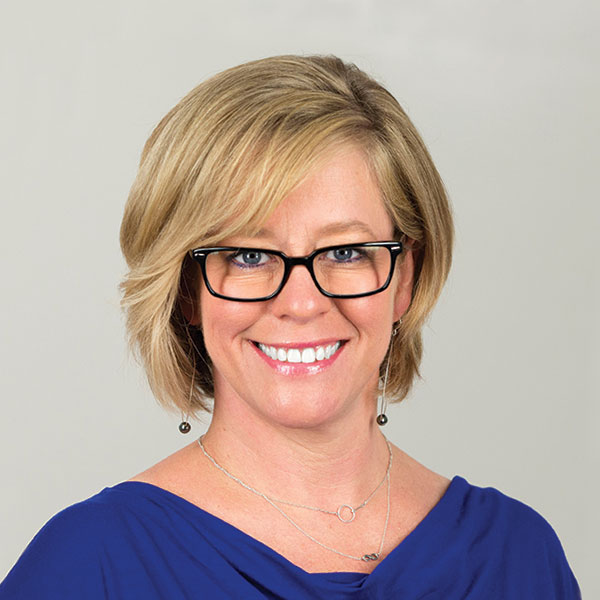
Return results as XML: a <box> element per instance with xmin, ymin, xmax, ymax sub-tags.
<box><xmin>377</xmin><ymin>320</ymin><xmax>401</xmax><ymax>426</ymax></box>
<box><xmin>179</xmin><ymin>363</ymin><xmax>195</xmax><ymax>434</ymax></box>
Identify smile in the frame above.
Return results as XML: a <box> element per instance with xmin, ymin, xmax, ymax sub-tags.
<box><xmin>254</xmin><ymin>341</ymin><xmax>343</xmax><ymax>364</ymax></box>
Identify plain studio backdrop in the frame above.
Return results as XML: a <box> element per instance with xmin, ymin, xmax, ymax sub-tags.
<box><xmin>0</xmin><ymin>0</ymin><xmax>597</xmax><ymax>595</ymax></box>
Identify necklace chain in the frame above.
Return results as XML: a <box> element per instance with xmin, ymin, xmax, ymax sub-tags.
<box><xmin>197</xmin><ymin>436</ymin><xmax>393</xmax><ymax>562</ymax></box>
<box><xmin>261</xmin><ymin>445</ymin><xmax>391</xmax><ymax>522</ymax></box>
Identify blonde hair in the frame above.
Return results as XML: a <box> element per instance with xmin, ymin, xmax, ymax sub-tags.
<box><xmin>119</xmin><ymin>54</ymin><xmax>453</xmax><ymax>417</ymax></box>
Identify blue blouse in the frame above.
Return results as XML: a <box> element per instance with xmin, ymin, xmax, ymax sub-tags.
<box><xmin>0</xmin><ymin>475</ymin><xmax>581</xmax><ymax>599</ymax></box>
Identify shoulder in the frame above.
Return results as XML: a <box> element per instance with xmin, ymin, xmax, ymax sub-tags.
<box><xmin>15</xmin><ymin>486</ymin><xmax>129</xmax><ymax>558</ymax></box>
<box><xmin>455</xmin><ymin>476</ymin><xmax>581</xmax><ymax>598</ymax></box>
<box><xmin>461</xmin><ymin>478</ymin><xmax>563</xmax><ymax>545</ymax></box>
<box><xmin>0</xmin><ymin>486</ymin><xmax>138</xmax><ymax>599</ymax></box>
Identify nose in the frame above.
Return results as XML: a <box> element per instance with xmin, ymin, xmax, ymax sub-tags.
<box><xmin>270</xmin><ymin>262</ymin><xmax>332</xmax><ymax>320</ymax></box>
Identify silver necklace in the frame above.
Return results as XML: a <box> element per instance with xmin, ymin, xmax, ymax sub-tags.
<box><xmin>197</xmin><ymin>436</ymin><xmax>393</xmax><ymax>562</ymax></box>
<box><xmin>262</xmin><ymin>444</ymin><xmax>392</xmax><ymax>524</ymax></box>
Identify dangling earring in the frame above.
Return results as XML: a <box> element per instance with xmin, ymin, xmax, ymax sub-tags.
<box><xmin>377</xmin><ymin>319</ymin><xmax>401</xmax><ymax>426</ymax></box>
<box><xmin>179</xmin><ymin>363</ymin><xmax>195</xmax><ymax>434</ymax></box>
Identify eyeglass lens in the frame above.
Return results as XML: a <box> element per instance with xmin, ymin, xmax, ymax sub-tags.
<box><xmin>204</xmin><ymin>246</ymin><xmax>392</xmax><ymax>299</ymax></box>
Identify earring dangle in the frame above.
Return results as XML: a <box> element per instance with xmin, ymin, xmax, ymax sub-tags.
<box><xmin>179</xmin><ymin>366</ymin><xmax>195</xmax><ymax>434</ymax></box>
<box><xmin>377</xmin><ymin>320</ymin><xmax>400</xmax><ymax>426</ymax></box>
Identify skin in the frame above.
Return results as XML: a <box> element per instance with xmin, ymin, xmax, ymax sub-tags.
<box><xmin>130</xmin><ymin>145</ymin><xmax>451</xmax><ymax>574</ymax></box>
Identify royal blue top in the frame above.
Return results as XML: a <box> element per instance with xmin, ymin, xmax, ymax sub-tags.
<box><xmin>0</xmin><ymin>475</ymin><xmax>581</xmax><ymax>599</ymax></box>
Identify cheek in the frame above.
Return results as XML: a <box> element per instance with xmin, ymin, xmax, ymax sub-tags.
<box><xmin>339</xmin><ymin>291</ymin><xmax>396</xmax><ymax>335</ymax></box>
<box><xmin>199</xmin><ymin>289</ymin><xmax>263</xmax><ymax>354</ymax></box>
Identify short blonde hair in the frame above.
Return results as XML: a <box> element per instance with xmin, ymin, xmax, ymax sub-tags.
<box><xmin>119</xmin><ymin>54</ymin><xmax>453</xmax><ymax>417</ymax></box>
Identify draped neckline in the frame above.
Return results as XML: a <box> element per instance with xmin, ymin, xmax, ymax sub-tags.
<box><xmin>107</xmin><ymin>474</ymin><xmax>465</xmax><ymax>590</ymax></box>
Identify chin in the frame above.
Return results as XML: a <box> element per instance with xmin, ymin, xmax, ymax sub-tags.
<box><xmin>256</xmin><ymin>390</ymin><xmax>351</xmax><ymax>430</ymax></box>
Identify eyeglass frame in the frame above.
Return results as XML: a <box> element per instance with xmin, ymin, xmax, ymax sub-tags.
<box><xmin>188</xmin><ymin>240</ymin><xmax>405</xmax><ymax>302</ymax></box>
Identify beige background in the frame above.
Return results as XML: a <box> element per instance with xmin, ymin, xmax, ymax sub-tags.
<box><xmin>1</xmin><ymin>0</ymin><xmax>598</xmax><ymax>595</ymax></box>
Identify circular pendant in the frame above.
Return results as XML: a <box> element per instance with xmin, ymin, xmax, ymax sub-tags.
<box><xmin>336</xmin><ymin>504</ymin><xmax>356</xmax><ymax>523</ymax></box>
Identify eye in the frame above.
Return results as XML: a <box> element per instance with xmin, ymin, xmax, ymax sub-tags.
<box><xmin>324</xmin><ymin>247</ymin><xmax>365</xmax><ymax>263</ymax></box>
<box><xmin>229</xmin><ymin>250</ymin><xmax>272</xmax><ymax>268</ymax></box>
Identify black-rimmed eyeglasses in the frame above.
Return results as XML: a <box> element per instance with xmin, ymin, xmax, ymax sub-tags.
<box><xmin>188</xmin><ymin>241</ymin><xmax>404</xmax><ymax>302</ymax></box>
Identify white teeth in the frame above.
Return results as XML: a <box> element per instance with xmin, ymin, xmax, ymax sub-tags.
<box><xmin>257</xmin><ymin>341</ymin><xmax>342</xmax><ymax>363</ymax></box>
<box><xmin>287</xmin><ymin>349</ymin><xmax>301</xmax><ymax>363</ymax></box>
<box><xmin>326</xmin><ymin>342</ymin><xmax>341</xmax><ymax>359</ymax></box>
<box><xmin>301</xmin><ymin>348</ymin><xmax>316</xmax><ymax>363</ymax></box>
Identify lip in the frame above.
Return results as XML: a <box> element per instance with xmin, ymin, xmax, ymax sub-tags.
<box><xmin>249</xmin><ymin>339</ymin><xmax>347</xmax><ymax>375</ymax></box>
<box><xmin>251</xmin><ymin>338</ymin><xmax>344</xmax><ymax>349</ymax></box>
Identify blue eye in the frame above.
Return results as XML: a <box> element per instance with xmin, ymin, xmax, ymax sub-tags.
<box><xmin>229</xmin><ymin>250</ymin><xmax>271</xmax><ymax>268</ymax></box>
<box><xmin>325</xmin><ymin>247</ymin><xmax>364</xmax><ymax>263</ymax></box>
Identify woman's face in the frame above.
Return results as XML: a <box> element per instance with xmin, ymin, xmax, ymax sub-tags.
<box><xmin>196</xmin><ymin>145</ymin><xmax>414</xmax><ymax>429</ymax></box>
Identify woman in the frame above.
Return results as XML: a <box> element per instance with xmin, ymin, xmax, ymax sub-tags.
<box><xmin>0</xmin><ymin>55</ymin><xmax>580</xmax><ymax>598</ymax></box>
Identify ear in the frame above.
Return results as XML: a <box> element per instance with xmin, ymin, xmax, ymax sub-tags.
<box><xmin>179</xmin><ymin>256</ymin><xmax>201</xmax><ymax>326</ymax></box>
<box><xmin>393</xmin><ymin>245</ymin><xmax>415</xmax><ymax>323</ymax></box>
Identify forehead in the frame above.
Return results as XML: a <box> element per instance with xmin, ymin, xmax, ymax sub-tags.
<box><xmin>239</xmin><ymin>146</ymin><xmax>394</xmax><ymax>246</ymax></box>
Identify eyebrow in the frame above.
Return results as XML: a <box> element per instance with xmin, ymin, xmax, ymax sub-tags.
<box><xmin>254</xmin><ymin>220</ymin><xmax>377</xmax><ymax>239</ymax></box>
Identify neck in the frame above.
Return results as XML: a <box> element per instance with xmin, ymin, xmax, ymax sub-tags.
<box><xmin>202</xmin><ymin>392</ymin><xmax>390</xmax><ymax>508</ymax></box>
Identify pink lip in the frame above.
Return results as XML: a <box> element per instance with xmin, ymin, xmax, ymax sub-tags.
<box><xmin>251</xmin><ymin>338</ymin><xmax>344</xmax><ymax>349</ymax></box>
<box><xmin>249</xmin><ymin>340</ymin><xmax>346</xmax><ymax>375</ymax></box>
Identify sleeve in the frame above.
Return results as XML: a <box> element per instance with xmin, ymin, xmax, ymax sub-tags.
<box><xmin>536</xmin><ymin>516</ymin><xmax>582</xmax><ymax>600</ymax></box>
<box><xmin>0</xmin><ymin>501</ymin><xmax>111</xmax><ymax>599</ymax></box>
<box><xmin>507</xmin><ymin>497</ymin><xmax>582</xmax><ymax>600</ymax></box>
